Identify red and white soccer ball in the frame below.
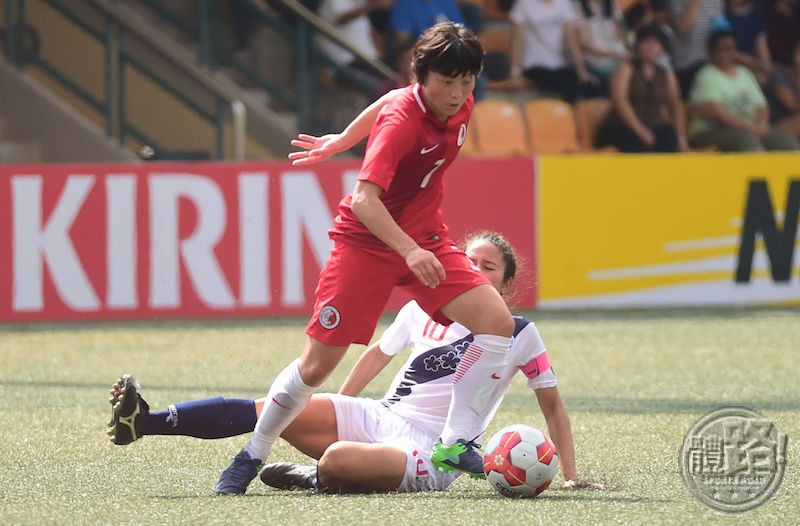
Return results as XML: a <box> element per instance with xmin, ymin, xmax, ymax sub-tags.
<box><xmin>482</xmin><ymin>424</ymin><xmax>559</xmax><ymax>498</ymax></box>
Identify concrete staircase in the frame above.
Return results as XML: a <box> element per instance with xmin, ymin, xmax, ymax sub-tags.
<box><xmin>0</xmin><ymin>0</ymin><xmax>372</xmax><ymax>163</ymax></box>
<box><xmin>0</xmin><ymin>117</ymin><xmax>43</xmax><ymax>163</ymax></box>
<box><xmin>0</xmin><ymin>58</ymin><xmax>139</xmax><ymax>163</ymax></box>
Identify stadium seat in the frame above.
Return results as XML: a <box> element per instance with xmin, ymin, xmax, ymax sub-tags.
<box><xmin>479</xmin><ymin>25</ymin><xmax>511</xmax><ymax>55</ymax></box>
<box><xmin>479</xmin><ymin>25</ymin><xmax>513</xmax><ymax>88</ymax></box>
<box><xmin>524</xmin><ymin>98</ymin><xmax>583</xmax><ymax>154</ymax></box>
<box><xmin>470</xmin><ymin>100</ymin><xmax>530</xmax><ymax>156</ymax></box>
<box><xmin>575</xmin><ymin>98</ymin><xmax>613</xmax><ymax>151</ymax></box>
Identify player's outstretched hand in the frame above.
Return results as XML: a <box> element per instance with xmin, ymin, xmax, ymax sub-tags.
<box><xmin>562</xmin><ymin>479</ymin><xmax>607</xmax><ymax>490</ymax></box>
<box><xmin>288</xmin><ymin>133</ymin><xmax>345</xmax><ymax>166</ymax></box>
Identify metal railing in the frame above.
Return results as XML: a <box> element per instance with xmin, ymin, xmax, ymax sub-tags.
<box><xmin>138</xmin><ymin>0</ymin><xmax>396</xmax><ymax>133</ymax></box>
<box><xmin>2</xmin><ymin>0</ymin><xmax>246</xmax><ymax>160</ymax></box>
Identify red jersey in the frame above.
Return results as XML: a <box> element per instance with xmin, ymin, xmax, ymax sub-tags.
<box><xmin>330</xmin><ymin>83</ymin><xmax>474</xmax><ymax>250</ymax></box>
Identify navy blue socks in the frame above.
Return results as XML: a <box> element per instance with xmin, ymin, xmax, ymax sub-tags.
<box><xmin>143</xmin><ymin>397</ymin><xmax>258</xmax><ymax>439</ymax></box>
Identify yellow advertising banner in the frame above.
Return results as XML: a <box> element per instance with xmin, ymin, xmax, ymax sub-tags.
<box><xmin>538</xmin><ymin>154</ymin><xmax>800</xmax><ymax>308</ymax></box>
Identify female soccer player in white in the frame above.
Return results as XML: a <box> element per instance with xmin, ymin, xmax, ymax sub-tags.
<box><xmin>109</xmin><ymin>232</ymin><xmax>604</xmax><ymax>492</ymax></box>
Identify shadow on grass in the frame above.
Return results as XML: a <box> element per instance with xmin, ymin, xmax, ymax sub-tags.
<box><xmin>526</xmin><ymin>493</ymin><xmax>673</xmax><ymax>504</ymax></box>
<box><xmin>146</xmin><ymin>489</ymin><xmax>671</xmax><ymax>505</ymax></box>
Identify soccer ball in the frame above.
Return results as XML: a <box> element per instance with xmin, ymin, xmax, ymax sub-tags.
<box><xmin>482</xmin><ymin>424</ymin><xmax>559</xmax><ymax>498</ymax></box>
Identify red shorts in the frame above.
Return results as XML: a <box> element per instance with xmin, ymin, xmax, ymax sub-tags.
<box><xmin>306</xmin><ymin>237</ymin><xmax>490</xmax><ymax>346</ymax></box>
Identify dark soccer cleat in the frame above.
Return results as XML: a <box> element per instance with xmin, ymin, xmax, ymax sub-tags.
<box><xmin>431</xmin><ymin>438</ymin><xmax>486</xmax><ymax>479</ymax></box>
<box><xmin>259</xmin><ymin>461</ymin><xmax>319</xmax><ymax>491</ymax></box>
<box><xmin>215</xmin><ymin>449</ymin><xmax>262</xmax><ymax>495</ymax></box>
<box><xmin>107</xmin><ymin>374</ymin><xmax>150</xmax><ymax>445</ymax></box>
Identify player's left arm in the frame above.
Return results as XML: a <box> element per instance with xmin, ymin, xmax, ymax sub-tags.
<box><xmin>535</xmin><ymin>387</ymin><xmax>578</xmax><ymax>481</ymax></box>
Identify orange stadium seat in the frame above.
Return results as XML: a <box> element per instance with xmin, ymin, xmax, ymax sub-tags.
<box><xmin>479</xmin><ymin>25</ymin><xmax>514</xmax><ymax>89</ymax></box>
<box><xmin>524</xmin><ymin>99</ymin><xmax>583</xmax><ymax>154</ymax></box>
<box><xmin>470</xmin><ymin>100</ymin><xmax>530</xmax><ymax>156</ymax></box>
<box><xmin>575</xmin><ymin>98</ymin><xmax>613</xmax><ymax>151</ymax></box>
<box><xmin>479</xmin><ymin>25</ymin><xmax>511</xmax><ymax>54</ymax></box>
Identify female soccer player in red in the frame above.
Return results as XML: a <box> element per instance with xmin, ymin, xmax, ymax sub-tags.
<box><xmin>215</xmin><ymin>22</ymin><xmax>515</xmax><ymax>495</ymax></box>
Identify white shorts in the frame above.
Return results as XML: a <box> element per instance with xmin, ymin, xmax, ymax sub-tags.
<box><xmin>327</xmin><ymin>394</ymin><xmax>459</xmax><ymax>493</ymax></box>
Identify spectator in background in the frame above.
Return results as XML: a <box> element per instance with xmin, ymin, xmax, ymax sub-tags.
<box><xmin>266</xmin><ymin>0</ymin><xmax>323</xmax><ymax>22</ymax></box>
<box><xmin>623</xmin><ymin>1</ymin><xmax>655</xmax><ymax>46</ymax></box>
<box><xmin>596</xmin><ymin>24</ymin><xmax>687</xmax><ymax>152</ymax></box>
<box><xmin>388</xmin><ymin>0</ymin><xmax>491</xmax><ymax>99</ymax></box>
<box><xmin>507</xmin><ymin>0</ymin><xmax>599</xmax><ymax>103</ymax></box>
<box><xmin>366</xmin><ymin>0</ymin><xmax>394</xmax><ymax>53</ymax></box>
<box><xmin>390</xmin><ymin>0</ymin><xmax>465</xmax><ymax>49</ymax></box>
<box><xmin>725</xmin><ymin>0</ymin><xmax>772</xmax><ymax>83</ymax></box>
<box><xmin>688</xmin><ymin>29</ymin><xmax>799</xmax><ymax>150</ymax></box>
<box><xmin>457</xmin><ymin>0</ymin><xmax>488</xmax><ymax>35</ymax></box>
<box><xmin>649</xmin><ymin>0</ymin><xmax>671</xmax><ymax>19</ymax></box>
<box><xmin>765</xmin><ymin>0</ymin><xmax>800</xmax><ymax>67</ymax></box>
<box><xmin>668</xmin><ymin>0</ymin><xmax>724</xmax><ymax>98</ymax></box>
<box><xmin>371</xmin><ymin>39</ymin><xmax>415</xmax><ymax>101</ymax></box>
<box><xmin>317</xmin><ymin>0</ymin><xmax>393</xmax><ymax>93</ymax></box>
<box><xmin>766</xmin><ymin>41</ymin><xmax>800</xmax><ymax>142</ymax></box>
<box><xmin>574</xmin><ymin>0</ymin><xmax>629</xmax><ymax>96</ymax></box>
<box><xmin>623</xmin><ymin>1</ymin><xmax>674</xmax><ymax>66</ymax></box>
<box><xmin>228</xmin><ymin>0</ymin><xmax>260</xmax><ymax>67</ymax></box>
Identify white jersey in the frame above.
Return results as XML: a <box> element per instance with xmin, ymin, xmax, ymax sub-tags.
<box><xmin>378</xmin><ymin>301</ymin><xmax>557</xmax><ymax>439</ymax></box>
<box><xmin>317</xmin><ymin>0</ymin><xmax>379</xmax><ymax>66</ymax></box>
<box><xmin>510</xmin><ymin>0</ymin><xmax>578</xmax><ymax>70</ymax></box>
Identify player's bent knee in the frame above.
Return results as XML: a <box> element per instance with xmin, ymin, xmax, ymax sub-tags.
<box><xmin>495</xmin><ymin>314</ymin><xmax>515</xmax><ymax>337</ymax></box>
<box><xmin>297</xmin><ymin>363</ymin><xmax>330</xmax><ymax>388</ymax></box>
<box><xmin>463</xmin><ymin>308</ymin><xmax>515</xmax><ymax>338</ymax></box>
<box><xmin>317</xmin><ymin>443</ymin><xmax>352</xmax><ymax>490</ymax></box>
<box><xmin>318</xmin><ymin>442</ymin><xmax>405</xmax><ymax>493</ymax></box>
<box><xmin>481</xmin><ymin>312</ymin><xmax>515</xmax><ymax>338</ymax></box>
<box><xmin>299</xmin><ymin>342</ymin><xmax>349</xmax><ymax>387</ymax></box>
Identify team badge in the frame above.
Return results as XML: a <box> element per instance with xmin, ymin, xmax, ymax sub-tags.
<box><xmin>319</xmin><ymin>305</ymin><xmax>341</xmax><ymax>329</ymax></box>
<box><xmin>457</xmin><ymin>123</ymin><xmax>467</xmax><ymax>146</ymax></box>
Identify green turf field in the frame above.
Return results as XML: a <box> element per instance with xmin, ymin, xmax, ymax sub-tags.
<box><xmin>1</xmin><ymin>307</ymin><xmax>797</xmax><ymax>525</ymax></box>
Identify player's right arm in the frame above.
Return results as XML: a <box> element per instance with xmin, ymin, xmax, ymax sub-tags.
<box><xmin>351</xmin><ymin>180</ymin><xmax>446</xmax><ymax>288</ymax></box>
<box><xmin>338</xmin><ymin>342</ymin><xmax>394</xmax><ymax>397</ymax></box>
<box><xmin>338</xmin><ymin>301</ymin><xmax>416</xmax><ymax>396</ymax></box>
<box><xmin>288</xmin><ymin>88</ymin><xmax>404</xmax><ymax>166</ymax></box>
